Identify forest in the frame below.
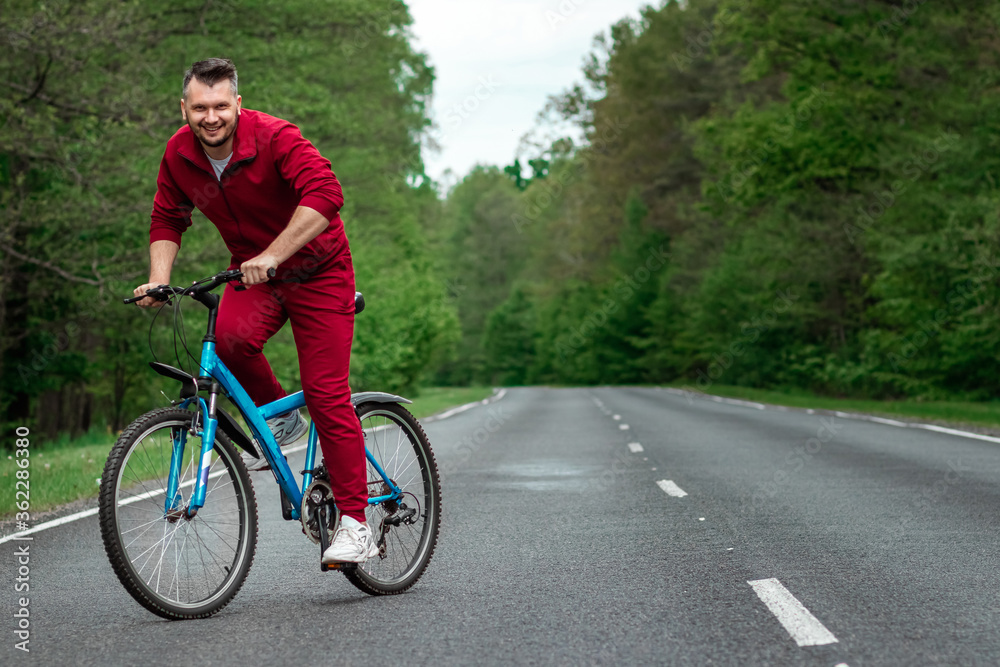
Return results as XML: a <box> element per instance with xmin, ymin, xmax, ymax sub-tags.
<box><xmin>3</xmin><ymin>0</ymin><xmax>1000</xmax><ymax>443</ymax></box>
<box><xmin>1</xmin><ymin>0</ymin><xmax>456</xmax><ymax>438</ymax></box>
<box><xmin>432</xmin><ymin>0</ymin><xmax>1000</xmax><ymax>402</ymax></box>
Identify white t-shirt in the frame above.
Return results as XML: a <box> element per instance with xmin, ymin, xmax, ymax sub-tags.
<box><xmin>207</xmin><ymin>152</ymin><xmax>233</xmax><ymax>180</ymax></box>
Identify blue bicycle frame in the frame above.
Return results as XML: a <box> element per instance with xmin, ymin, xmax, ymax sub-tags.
<box><xmin>163</xmin><ymin>292</ymin><xmax>407</xmax><ymax>521</ymax></box>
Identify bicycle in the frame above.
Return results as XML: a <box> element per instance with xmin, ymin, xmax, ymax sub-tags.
<box><xmin>98</xmin><ymin>268</ymin><xmax>441</xmax><ymax>619</ymax></box>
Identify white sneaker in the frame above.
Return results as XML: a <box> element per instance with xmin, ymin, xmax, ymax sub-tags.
<box><xmin>322</xmin><ymin>515</ymin><xmax>379</xmax><ymax>564</ymax></box>
<box><xmin>241</xmin><ymin>409</ymin><xmax>308</xmax><ymax>472</ymax></box>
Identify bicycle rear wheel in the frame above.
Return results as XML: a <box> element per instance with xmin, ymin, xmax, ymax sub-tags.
<box><xmin>99</xmin><ymin>407</ymin><xmax>257</xmax><ymax>619</ymax></box>
<box><xmin>343</xmin><ymin>402</ymin><xmax>440</xmax><ymax>595</ymax></box>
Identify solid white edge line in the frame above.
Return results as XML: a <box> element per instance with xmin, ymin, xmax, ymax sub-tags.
<box><xmin>668</xmin><ymin>388</ymin><xmax>1000</xmax><ymax>444</ymax></box>
<box><xmin>0</xmin><ymin>509</ymin><xmax>99</xmax><ymax>545</ymax></box>
<box><xmin>423</xmin><ymin>387</ymin><xmax>508</xmax><ymax>423</ymax></box>
<box><xmin>1</xmin><ymin>389</ymin><xmax>511</xmax><ymax>544</ymax></box>
<box><xmin>427</xmin><ymin>401</ymin><xmax>481</xmax><ymax>421</ymax></box>
<box><xmin>915</xmin><ymin>423</ymin><xmax>1000</xmax><ymax>444</ymax></box>
<box><xmin>719</xmin><ymin>397</ymin><xmax>766</xmax><ymax>410</ymax></box>
<box><xmin>656</xmin><ymin>480</ymin><xmax>688</xmax><ymax>497</ymax></box>
<box><xmin>748</xmin><ymin>578</ymin><xmax>838</xmax><ymax>647</ymax></box>
<box><xmin>869</xmin><ymin>416</ymin><xmax>909</xmax><ymax>427</ymax></box>
<box><xmin>0</xmin><ymin>467</ymin><xmax>230</xmax><ymax>546</ymax></box>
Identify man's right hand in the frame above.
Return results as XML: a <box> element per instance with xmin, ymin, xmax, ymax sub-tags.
<box><xmin>133</xmin><ymin>282</ymin><xmax>168</xmax><ymax>309</ymax></box>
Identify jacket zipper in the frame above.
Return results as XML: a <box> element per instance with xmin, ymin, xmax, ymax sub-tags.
<box><xmin>218</xmin><ymin>166</ymin><xmax>245</xmax><ymax>247</ymax></box>
<box><xmin>181</xmin><ymin>153</ymin><xmax>254</xmax><ymax>251</ymax></box>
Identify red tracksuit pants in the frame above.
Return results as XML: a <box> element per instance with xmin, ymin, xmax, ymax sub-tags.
<box><xmin>215</xmin><ymin>254</ymin><xmax>368</xmax><ymax>523</ymax></box>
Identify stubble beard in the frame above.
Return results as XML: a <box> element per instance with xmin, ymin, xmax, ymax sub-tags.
<box><xmin>191</xmin><ymin>115</ymin><xmax>238</xmax><ymax>149</ymax></box>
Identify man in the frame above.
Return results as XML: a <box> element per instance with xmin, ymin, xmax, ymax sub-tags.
<box><xmin>133</xmin><ymin>58</ymin><xmax>375</xmax><ymax>564</ymax></box>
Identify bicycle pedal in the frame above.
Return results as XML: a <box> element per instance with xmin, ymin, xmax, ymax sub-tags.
<box><xmin>322</xmin><ymin>562</ymin><xmax>343</xmax><ymax>572</ymax></box>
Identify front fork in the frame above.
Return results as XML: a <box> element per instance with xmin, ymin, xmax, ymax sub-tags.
<box><xmin>166</xmin><ymin>384</ymin><xmax>222</xmax><ymax>517</ymax></box>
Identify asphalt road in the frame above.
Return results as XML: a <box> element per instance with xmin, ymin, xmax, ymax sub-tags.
<box><xmin>3</xmin><ymin>386</ymin><xmax>1000</xmax><ymax>665</ymax></box>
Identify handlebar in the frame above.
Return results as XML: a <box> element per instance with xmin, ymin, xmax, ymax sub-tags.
<box><xmin>124</xmin><ymin>269</ymin><xmax>365</xmax><ymax>314</ymax></box>
<box><xmin>123</xmin><ymin>268</ymin><xmax>275</xmax><ymax>305</ymax></box>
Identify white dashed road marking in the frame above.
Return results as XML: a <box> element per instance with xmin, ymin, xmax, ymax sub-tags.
<box><xmin>656</xmin><ymin>480</ymin><xmax>688</xmax><ymax>497</ymax></box>
<box><xmin>619</xmin><ymin>424</ymin><xmax>629</xmax><ymax>430</ymax></box>
<box><xmin>627</xmin><ymin>442</ymin><xmax>644</xmax><ymax>453</ymax></box>
<box><xmin>748</xmin><ymin>578</ymin><xmax>838</xmax><ymax>647</ymax></box>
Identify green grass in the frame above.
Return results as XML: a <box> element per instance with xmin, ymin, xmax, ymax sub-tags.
<box><xmin>1</xmin><ymin>430</ymin><xmax>116</xmax><ymax>518</ymax></box>
<box><xmin>406</xmin><ymin>386</ymin><xmax>495</xmax><ymax>419</ymax></box>
<box><xmin>670</xmin><ymin>384</ymin><xmax>1000</xmax><ymax>428</ymax></box>
<box><xmin>0</xmin><ymin>386</ymin><xmax>496</xmax><ymax>518</ymax></box>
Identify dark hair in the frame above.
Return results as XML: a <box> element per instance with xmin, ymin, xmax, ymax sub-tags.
<box><xmin>182</xmin><ymin>58</ymin><xmax>238</xmax><ymax>99</ymax></box>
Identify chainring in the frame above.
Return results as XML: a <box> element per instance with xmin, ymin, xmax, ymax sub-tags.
<box><xmin>300</xmin><ymin>478</ymin><xmax>339</xmax><ymax>544</ymax></box>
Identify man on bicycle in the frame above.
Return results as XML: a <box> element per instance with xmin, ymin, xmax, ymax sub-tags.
<box><xmin>133</xmin><ymin>58</ymin><xmax>375</xmax><ymax>564</ymax></box>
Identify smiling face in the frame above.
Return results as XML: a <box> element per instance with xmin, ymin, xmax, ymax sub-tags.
<box><xmin>181</xmin><ymin>78</ymin><xmax>242</xmax><ymax>156</ymax></box>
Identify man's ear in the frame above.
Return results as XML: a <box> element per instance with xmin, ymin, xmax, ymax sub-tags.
<box><xmin>236</xmin><ymin>94</ymin><xmax>242</xmax><ymax>116</ymax></box>
<box><xmin>180</xmin><ymin>98</ymin><xmax>187</xmax><ymax>122</ymax></box>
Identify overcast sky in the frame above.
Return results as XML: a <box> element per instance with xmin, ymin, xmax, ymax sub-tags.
<box><xmin>407</xmin><ymin>0</ymin><xmax>655</xmax><ymax>189</ymax></box>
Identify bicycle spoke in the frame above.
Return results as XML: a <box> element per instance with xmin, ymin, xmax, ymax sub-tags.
<box><xmin>196</xmin><ymin>517</ymin><xmax>240</xmax><ymax>554</ymax></box>
<box><xmin>152</xmin><ymin>518</ymin><xmax>184</xmax><ymax>594</ymax></box>
<box><xmin>189</xmin><ymin>520</ymin><xmax>230</xmax><ymax>579</ymax></box>
<box><xmin>346</xmin><ymin>405</ymin><xmax>438</xmax><ymax>594</ymax></box>
<box><xmin>102</xmin><ymin>412</ymin><xmax>256</xmax><ymax>617</ymax></box>
<box><xmin>119</xmin><ymin>515</ymin><xmax>168</xmax><ymax>536</ymax></box>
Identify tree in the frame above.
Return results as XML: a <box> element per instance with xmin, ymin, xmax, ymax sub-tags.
<box><xmin>1</xmin><ymin>0</ymin><xmax>459</xmax><ymax>440</ymax></box>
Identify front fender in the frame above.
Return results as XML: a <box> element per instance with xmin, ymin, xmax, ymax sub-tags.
<box><xmin>150</xmin><ymin>362</ymin><xmax>259</xmax><ymax>457</ymax></box>
<box><xmin>149</xmin><ymin>362</ymin><xmax>201</xmax><ymax>399</ymax></box>
<box><xmin>217</xmin><ymin>407</ymin><xmax>260</xmax><ymax>458</ymax></box>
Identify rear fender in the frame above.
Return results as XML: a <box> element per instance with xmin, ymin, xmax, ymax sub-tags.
<box><xmin>351</xmin><ymin>391</ymin><xmax>412</xmax><ymax>412</ymax></box>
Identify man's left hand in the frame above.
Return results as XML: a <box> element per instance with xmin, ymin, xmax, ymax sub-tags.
<box><xmin>241</xmin><ymin>254</ymin><xmax>279</xmax><ymax>285</ymax></box>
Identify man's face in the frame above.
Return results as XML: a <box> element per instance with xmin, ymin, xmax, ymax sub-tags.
<box><xmin>181</xmin><ymin>78</ymin><xmax>242</xmax><ymax>150</ymax></box>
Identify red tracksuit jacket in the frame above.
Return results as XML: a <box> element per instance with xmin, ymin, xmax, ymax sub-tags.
<box><xmin>150</xmin><ymin>109</ymin><xmax>347</xmax><ymax>280</ymax></box>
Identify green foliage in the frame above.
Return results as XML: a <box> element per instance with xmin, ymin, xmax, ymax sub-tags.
<box><xmin>1</xmin><ymin>0</ymin><xmax>458</xmax><ymax>441</ymax></box>
<box><xmin>430</xmin><ymin>166</ymin><xmax>525</xmax><ymax>385</ymax></box>
<box><xmin>503</xmin><ymin>160</ymin><xmax>530</xmax><ymax>191</ymax></box>
<box><xmin>482</xmin><ymin>286</ymin><xmax>535</xmax><ymax>385</ymax></box>
<box><xmin>433</xmin><ymin>0</ymin><xmax>1000</xmax><ymax>402</ymax></box>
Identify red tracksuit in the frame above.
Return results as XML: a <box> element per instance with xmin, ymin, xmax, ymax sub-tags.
<box><xmin>149</xmin><ymin>109</ymin><xmax>367</xmax><ymax>522</ymax></box>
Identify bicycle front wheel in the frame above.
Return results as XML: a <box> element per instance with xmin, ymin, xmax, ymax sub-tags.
<box><xmin>343</xmin><ymin>402</ymin><xmax>440</xmax><ymax>595</ymax></box>
<box><xmin>99</xmin><ymin>407</ymin><xmax>258</xmax><ymax>619</ymax></box>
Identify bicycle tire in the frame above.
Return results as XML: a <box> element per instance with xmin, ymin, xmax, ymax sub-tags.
<box><xmin>99</xmin><ymin>407</ymin><xmax>258</xmax><ymax>619</ymax></box>
<box><xmin>342</xmin><ymin>402</ymin><xmax>441</xmax><ymax>595</ymax></box>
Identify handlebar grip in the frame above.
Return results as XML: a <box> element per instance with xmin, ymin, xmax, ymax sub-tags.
<box><xmin>233</xmin><ymin>267</ymin><xmax>277</xmax><ymax>291</ymax></box>
<box><xmin>124</xmin><ymin>286</ymin><xmax>171</xmax><ymax>305</ymax></box>
<box><xmin>229</xmin><ymin>268</ymin><xmax>276</xmax><ymax>281</ymax></box>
